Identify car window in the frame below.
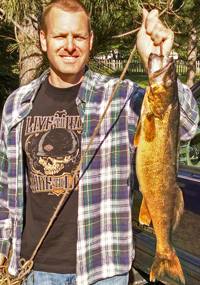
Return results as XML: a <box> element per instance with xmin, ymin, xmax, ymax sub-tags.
<box><xmin>179</xmin><ymin>81</ymin><xmax>200</xmax><ymax>168</ymax></box>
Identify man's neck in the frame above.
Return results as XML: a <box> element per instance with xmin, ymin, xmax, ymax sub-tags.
<box><xmin>48</xmin><ymin>69</ymin><xmax>85</xmax><ymax>88</ymax></box>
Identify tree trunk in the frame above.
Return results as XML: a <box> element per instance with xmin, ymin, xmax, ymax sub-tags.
<box><xmin>186</xmin><ymin>27</ymin><xmax>197</xmax><ymax>88</ymax></box>
<box><xmin>18</xmin><ymin>15</ymin><xmax>42</xmax><ymax>86</ymax></box>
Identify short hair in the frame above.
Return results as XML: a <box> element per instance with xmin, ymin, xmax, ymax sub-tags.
<box><xmin>41</xmin><ymin>0</ymin><xmax>91</xmax><ymax>34</ymax></box>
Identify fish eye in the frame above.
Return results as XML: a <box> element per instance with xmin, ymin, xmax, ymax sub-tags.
<box><xmin>165</xmin><ymin>78</ymin><xmax>172</xmax><ymax>87</ymax></box>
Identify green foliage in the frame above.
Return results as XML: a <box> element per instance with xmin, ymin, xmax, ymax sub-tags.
<box><xmin>0</xmin><ymin>23</ymin><xmax>19</xmax><ymax>109</ymax></box>
<box><xmin>164</xmin><ymin>0</ymin><xmax>200</xmax><ymax>58</ymax></box>
<box><xmin>82</xmin><ymin>0</ymin><xmax>141</xmax><ymax>56</ymax></box>
<box><xmin>2</xmin><ymin>0</ymin><xmax>200</xmax><ymax>93</ymax></box>
<box><xmin>37</xmin><ymin>0</ymin><xmax>144</xmax><ymax>75</ymax></box>
<box><xmin>0</xmin><ymin>0</ymin><xmax>43</xmax><ymax>22</ymax></box>
<box><xmin>80</xmin><ymin>0</ymin><xmax>143</xmax><ymax>74</ymax></box>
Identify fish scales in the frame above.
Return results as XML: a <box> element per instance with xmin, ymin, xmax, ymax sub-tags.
<box><xmin>134</xmin><ymin>53</ymin><xmax>185</xmax><ymax>284</ymax></box>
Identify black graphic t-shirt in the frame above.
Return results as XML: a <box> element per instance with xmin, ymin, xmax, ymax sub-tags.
<box><xmin>21</xmin><ymin>77</ymin><xmax>82</xmax><ymax>273</ymax></box>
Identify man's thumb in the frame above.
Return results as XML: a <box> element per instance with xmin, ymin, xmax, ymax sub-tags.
<box><xmin>141</xmin><ymin>8</ymin><xmax>149</xmax><ymax>28</ymax></box>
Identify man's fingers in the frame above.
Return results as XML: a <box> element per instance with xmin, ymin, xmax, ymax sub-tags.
<box><xmin>146</xmin><ymin>9</ymin><xmax>159</xmax><ymax>21</ymax></box>
<box><xmin>150</xmin><ymin>22</ymin><xmax>168</xmax><ymax>44</ymax></box>
<box><xmin>136</xmin><ymin>8</ymin><xmax>174</xmax><ymax>69</ymax></box>
<box><xmin>141</xmin><ymin>8</ymin><xmax>149</xmax><ymax>28</ymax></box>
<box><xmin>145</xmin><ymin>9</ymin><xmax>159</xmax><ymax>30</ymax></box>
<box><xmin>145</xmin><ymin>10</ymin><xmax>174</xmax><ymax>52</ymax></box>
<box><xmin>0</xmin><ymin>253</ymin><xmax>6</xmax><ymax>268</ymax></box>
<box><xmin>149</xmin><ymin>22</ymin><xmax>162</xmax><ymax>43</ymax></box>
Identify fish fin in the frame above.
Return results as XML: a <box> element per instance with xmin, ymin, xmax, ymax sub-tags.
<box><xmin>172</xmin><ymin>186</ymin><xmax>184</xmax><ymax>231</ymax></box>
<box><xmin>134</xmin><ymin>120</ymin><xmax>142</xmax><ymax>146</ymax></box>
<box><xmin>150</xmin><ymin>250</ymin><xmax>185</xmax><ymax>284</ymax></box>
<box><xmin>139</xmin><ymin>198</ymin><xmax>151</xmax><ymax>226</ymax></box>
<box><xmin>143</xmin><ymin>113</ymin><xmax>156</xmax><ymax>142</ymax></box>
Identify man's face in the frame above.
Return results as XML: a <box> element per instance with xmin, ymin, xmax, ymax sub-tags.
<box><xmin>40</xmin><ymin>8</ymin><xmax>93</xmax><ymax>87</ymax></box>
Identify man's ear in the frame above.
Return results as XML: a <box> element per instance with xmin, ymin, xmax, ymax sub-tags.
<box><xmin>89</xmin><ymin>30</ymin><xmax>94</xmax><ymax>51</ymax></box>
<box><xmin>40</xmin><ymin>30</ymin><xmax>47</xmax><ymax>52</ymax></box>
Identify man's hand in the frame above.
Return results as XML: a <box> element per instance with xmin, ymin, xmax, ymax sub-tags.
<box><xmin>137</xmin><ymin>8</ymin><xmax>174</xmax><ymax>71</ymax></box>
<box><xmin>0</xmin><ymin>253</ymin><xmax>6</xmax><ymax>270</ymax></box>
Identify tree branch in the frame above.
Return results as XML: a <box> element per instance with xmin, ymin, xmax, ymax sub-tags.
<box><xmin>112</xmin><ymin>0</ymin><xmax>185</xmax><ymax>39</ymax></box>
<box><xmin>112</xmin><ymin>28</ymin><xmax>140</xmax><ymax>38</ymax></box>
<box><xmin>0</xmin><ymin>8</ymin><xmax>37</xmax><ymax>43</ymax></box>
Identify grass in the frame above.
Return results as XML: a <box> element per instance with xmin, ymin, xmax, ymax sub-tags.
<box><xmin>112</xmin><ymin>72</ymin><xmax>149</xmax><ymax>88</ymax></box>
<box><xmin>124</xmin><ymin>74</ymin><xmax>149</xmax><ymax>88</ymax></box>
<box><xmin>113</xmin><ymin>72</ymin><xmax>200</xmax><ymax>89</ymax></box>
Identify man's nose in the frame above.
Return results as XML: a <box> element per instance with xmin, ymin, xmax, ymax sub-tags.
<box><xmin>63</xmin><ymin>35</ymin><xmax>75</xmax><ymax>52</ymax></box>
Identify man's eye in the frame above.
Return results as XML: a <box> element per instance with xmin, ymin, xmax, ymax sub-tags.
<box><xmin>55</xmin><ymin>36</ymin><xmax>65</xmax><ymax>39</ymax></box>
<box><xmin>74</xmin><ymin>36</ymin><xmax>85</xmax><ymax>41</ymax></box>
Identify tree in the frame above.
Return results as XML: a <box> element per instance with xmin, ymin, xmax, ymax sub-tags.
<box><xmin>2</xmin><ymin>0</ymin><xmax>200</xmax><ymax>89</ymax></box>
<box><xmin>0</xmin><ymin>0</ymin><xmax>43</xmax><ymax>86</ymax></box>
<box><xmin>142</xmin><ymin>0</ymin><xmax>200</xmax><ymax>87</ymax></box>
<box><xmin>0</xmin><ymin>0</ymin><xmax>142</xmax><ymax>83</ymax></box>
<box><xmin>165</xmin><ymin>0</ymin><xmax>200</xmax><ymax>87</ymax></box>
<box><xmin>186</xmin><ymin>27</ymin><xmax>197</xmax><ymax>88</ymax></box>
<box><xmin>0</xmin><ymin>22</ymin><xmax>19</xmax><ymax>109</ymax></box>
<box><xmin>82</xmin><ymin>0</ymin><xmax>142</xmax><ymax>72</ymax></box>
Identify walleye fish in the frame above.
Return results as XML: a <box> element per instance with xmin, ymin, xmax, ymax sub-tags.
<box><xmin>134</xmin><ymin>53</ymin><xmax>185</xmax><ymax>284</ymax></box>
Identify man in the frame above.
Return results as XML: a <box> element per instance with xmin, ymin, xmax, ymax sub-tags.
<box><xmin>0</xmin><ymin>0</ymin><xmax>198</xmax><ymax>284</ymax></box>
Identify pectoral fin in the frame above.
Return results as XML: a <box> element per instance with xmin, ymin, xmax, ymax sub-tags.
<box><xmin>139</xmin><ymin>198</ymin><xmax>152</xmax><ymax>226</ymax></box>
<box><xmin>172</xmin><ymin>186</ymin><xmax>184</xmax><ymax>231</ymax></box>
<box><xmin>134</xmin><ymin>120</ymin><xmax>142</xmax><ymax>146</ymax></box>
<box><xmin>144</xmin><ymin>113</ymin><xmax>156</xmax><ymax>142</ymax></box>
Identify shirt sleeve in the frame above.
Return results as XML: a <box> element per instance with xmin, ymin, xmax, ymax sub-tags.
<box><xmin>178</xmin><ymin>79</ymin><xmax>199</xmax><ymax>141</ymax></box>
<box><xmin>0</xmin><ymin>112</ymin><xmax>12</xmax><ymax>259</ymax></box>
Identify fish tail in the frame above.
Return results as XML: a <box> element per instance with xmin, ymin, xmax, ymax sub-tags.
<box><xmin>172</xmin><ymin>186</ymin><xmax>184</xmax><ymax>231</ymax></box>
<box><xmin>150</xmin><ymin>250</ymin><xmax>185</xmax><ymax>284</ymax></box>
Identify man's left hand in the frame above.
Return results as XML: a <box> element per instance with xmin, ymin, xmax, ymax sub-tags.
<box><xmin>137</xmin><ymin>9</ymin><xmax>174</xmax><ymax>71</ymax></box>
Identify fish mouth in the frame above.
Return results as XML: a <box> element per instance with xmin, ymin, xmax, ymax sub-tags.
<box><xmin>148</xmin><ymin>53</ymin><xmax>173</xmax><ymax>76</ymax></box>
<box><xmin>148</xmin><ymin>53</ymin><xmax>176</xmax><ymax>84</ymax></box>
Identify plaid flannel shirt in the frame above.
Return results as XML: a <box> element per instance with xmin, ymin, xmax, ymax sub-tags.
<box><xmin>0</xmin><ymin>69</ymin><xmax>198</xmax><ymax>284</ymax></box>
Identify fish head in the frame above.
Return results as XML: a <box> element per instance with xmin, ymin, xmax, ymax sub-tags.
<box><xmin>147</xmin><ymin>53</ymin><xmax>178</xmax><ymax>118</ymax></box>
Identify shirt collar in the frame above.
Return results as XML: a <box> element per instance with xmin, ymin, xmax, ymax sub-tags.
<box><xmin>21</xmin><ymin>70</ymin><xmax>50</xmax><ymax>104</ymax></box>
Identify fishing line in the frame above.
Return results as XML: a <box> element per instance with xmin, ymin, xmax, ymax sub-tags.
<box><xmin>1</xmin><ymin>8</ymin><xmax>169</xmax><ymax>285</ymax></box>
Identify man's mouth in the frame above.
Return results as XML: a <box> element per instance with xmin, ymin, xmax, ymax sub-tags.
<box><xmin>60</xmin><ymin>55</ymin><xmax>78</xmax><ymax>61</ymax></box>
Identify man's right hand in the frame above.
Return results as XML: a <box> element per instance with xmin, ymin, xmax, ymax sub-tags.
<box><xmin>136</xmin><ymin>8</ymin><xmax>174</xmax><ymax>71</ymax></box>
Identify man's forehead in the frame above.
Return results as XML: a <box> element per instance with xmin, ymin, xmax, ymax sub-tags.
<box><xmin>46</xmin><ymin>8</ymin><xmax>90</xmax><ymax>31</ymax></box>
<box><xmin>48</xmin><ymin>7</ymin><xmax>88</xmax><ymax>21</ymax></box>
